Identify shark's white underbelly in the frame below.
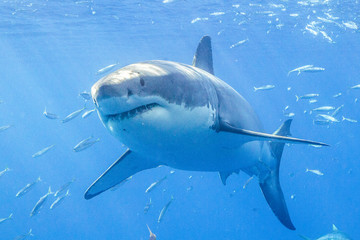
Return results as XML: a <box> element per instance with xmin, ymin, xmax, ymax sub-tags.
<box><xmin>149</xmin><ymin>133</ymin><xmax>264</xmax><ymax>172</ymax></box>
<box><xmin>106</xmin><ymin>104</ymin><xmax>263</xmax><ymax>172</ymax></box>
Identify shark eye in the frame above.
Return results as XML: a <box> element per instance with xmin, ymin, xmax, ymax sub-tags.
<box><xmin>140</xmin><ymin>78</ymin><xmax>145</xmax><ymax>86</ymax></box>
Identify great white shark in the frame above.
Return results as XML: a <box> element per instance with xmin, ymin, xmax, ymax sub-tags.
<box><xmin>85</xmin><ymin>36</ymin><xmax>328</xmax><ymax>230</ymax></box>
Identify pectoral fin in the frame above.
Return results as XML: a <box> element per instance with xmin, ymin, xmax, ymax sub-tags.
<box><xmin>84</xmin><ymin>149</ymin><xmax>157</xmax><ymax>199</ymax></box>
<box><xmin>219</xmin><ymin>121</ymin><xmax>328</xmax><ymax>147</ymax></box>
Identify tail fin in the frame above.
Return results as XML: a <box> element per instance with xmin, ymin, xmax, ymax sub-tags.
<box><xmin>332</xmin><ymin>224</ymin><xmax>338</xmax><ymax>231</ymax></box>
<box><xmin>48</xmin><ymin>187</ymin><xmax>54</xmax><ymax>195</ymax></box>
<box><xmin>260</xmin><ymin>119</ymin><xmax>296</xmax><ymax>230</ymax></box>
<box><xmin>147</xmin><ymin>224</ymin><xmax>156</xmax><ymax>239</ymax></box>
<box><xmin>65</xmin><ymin>190</ymin><xmax>71</xmax><ymax>197</ymax></box>
<box><xmin>146</xmin><ymin>224</ymin><xmax>153</xmax><ymax>235</ymax></box>
<box><xmin>28</xmin><ymin>228</ymin><xmax>34</xmax><ymax>237</ymax></box>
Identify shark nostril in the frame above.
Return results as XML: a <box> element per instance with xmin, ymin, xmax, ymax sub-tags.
<box><xmin>127</xmin><ymin>89</ymin><xmax>133</xmax><ymax>97</ymax></box>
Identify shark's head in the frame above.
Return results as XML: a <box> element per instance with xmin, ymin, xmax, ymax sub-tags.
<box><xmin>91</xmin><ymin>61</ymin><xmax>217</xmax><ymax>153</ymax></box>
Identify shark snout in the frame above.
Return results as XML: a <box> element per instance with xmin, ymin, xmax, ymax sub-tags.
<box><xmin>91</xmin><ymin>75</ymin><xmax>157</xmax><ymax>119</ymax></box>
<box><xmin>91</xmin><ymin>83</ymin><xmax>130</xmax><ymax>116</ymax></box>
<box><xmin>92</xmin><ymin>82</ymin><xmax>125</xmax><ymax>103</ymax></box>
<box><xmin>91</xmin><ymin>69</ymin><xmax>147</xmax><ymax>105</ymax></box>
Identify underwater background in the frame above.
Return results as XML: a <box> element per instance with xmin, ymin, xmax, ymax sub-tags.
<box><xmin>0</xmin><ymin>0</ymin><xmax>359</xmax><ymax>239</ymax></box>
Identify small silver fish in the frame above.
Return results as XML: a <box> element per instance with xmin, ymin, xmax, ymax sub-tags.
<box><xmin>0</xmin><ymin>125</ymin><xmax>11</xmax><ymax>132</ymax></box>
<box><xmin>43</xmin><ymin>108</ymin><xmax>59</xmax><ymax>119</ymax></box>
<box><xmin>79</xmin><ymin>91</ymin><xmax>91</xmax><ymax>100</ymax></box>
<box><xmin>288</xmin><ymin>65</ymin><xmax>313</xmax><ymax>76</ymax></box>
<box><xmin>54</xmin><ymin>179</ymin><xmax>75</xmax><ymax>197</ymax></box>
<box><xmin>62</xmin><ymin>107</ymin><xmax>86</xmax><ymax>123</ymax></box>
<box><xmin>230</xmin><ymin>39</ymin><xmax>248</xmax><ymax>48</ymax></box>
<box><xmin>0</xmin><ymin>167</ymin><xmax>10</xmax><ymax>177</ymax></box>
<box><xmin>73</xmin><ymin>137</ymin><xmax>100</xmax><ymax>152</ymax></box>
<box><xmin>342</xmin><ymin>116</ymin><xmax>357</xmax><ymax>123</ymax></box>
<box><xmin>333</xmin><ymin>92</ymin><xmax>342</xmax><ymax>98</ymax></box>
<box><xmin>0</xmin><ymin>213</ymin><xmax>13</xmax><ymax>224</ymax></box>
<box><xmin>331</xmin><ymin>105</ymin><xmax>344</xmax><ymax>117</ymax></box>
<box><xmin>312</xmin><ymin>106</ymin><xmax>335</xmax><ymax>112</ymax></box>
<box><xmin>288</xmin><ymin>65</ymin><xmax>325</xmax><ymax>76</ymax></box>
<box><xmin>143</xmin><ymin>198</ymin><xmax>152</xmax><ymax>214</ymax></box>
<box><xmin>50</xmin><ymin>190</ymin><xmax>70</xmax><ymax>210</ymax></box>
<box><xmin>284</xmin><ymin>112</ymin><xmax>295</xmax><ymax>117</ymax></box>
<box><xmin>32</xmin><ymin>145</ymin><xmax>54</xmax><ymax>158</ymax></box>
<box><xmin>253</xmin><ymin>85</ymin><xmax>275</xmax><ymax>92</ymax></box>
<box><xmin>96</xmin><ymin>63</ymin><xmax>118</xmax><ymax>75</ymax></box>
<box><xmin>14</xmin><ymin>229</ymin><xmax>34</xmax><ymax>240</ymax></box>
<box><xmin>158</xmin><ymin>196</ymin><xmax>174</xmax><ymax>223</ymax></box>
<box><xmin>243</xmin><ymin>176</ymin><xmax>254</xmax><ymax>189</ymax></box>
<box><xmin>309</xmin><ymin>99</ymin><xmax>318</xmax><ymax>104</ymax></box>
<box><xmin>82</xmin><ymin>109</ymin><xmax>96</xmax><ymax>119</ymax></box>
<box><xmin>317</xmin><ymin>114</ymin><xmax>339</xmax><ymax>123</ymax></box>
<box><xmin>302</xmin><ymin>66</ymin><xmax>325</xmax><ymax>73</ymax></box>
<box><xmin>30</xmin><ymin>187</ymin><xmax>53</xmax><ymax>217</ymax></box>
<box><xmin>296</xmin><ymin>93</ymin><xmax>319</xmax><ymax>101</ymax></box>
<box><xmin>147</xmin><ymin>225</ymin><xmax>157</xmax><ymax>240</ymax></box>
<box><xmin>306</xmin><ymin>168</ymin><xmax>324</xmax><ymax>176</ymax></box>
<box><xmin>16</xmin><ymin>177</ymin><xmax>41</xmax><ymax>198</ymax></box>
<box><xmin>145</xmin><ymin>176</ymin><xmax>167</xmax><ymax>193</ymax></box>
<box><xmin>351</xmin><ymin>84</ymin><xmax>360</xmax><ymax>89</ymax></box>
<box><xmin>343</xmin><ymin>21</ymin><xmax>358</xmax><ymax>30</ymax></box>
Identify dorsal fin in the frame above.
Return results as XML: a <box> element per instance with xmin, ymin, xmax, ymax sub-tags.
<box><xmin>192</xmin><ymin>36</ymin><xmax>214</xmax><ymax>75</ymax></box>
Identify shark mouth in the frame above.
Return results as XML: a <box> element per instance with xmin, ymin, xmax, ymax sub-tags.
<box><xmin>106</xmin><ymin>103</ymin><xmax>160</xmax><ymax>121</ymax></box>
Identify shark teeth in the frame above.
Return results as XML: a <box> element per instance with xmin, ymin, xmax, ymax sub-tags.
<box><xmin>107</xmin><ymin>103</ymin><xmax>159</xmax><ymax>120</ymax></box>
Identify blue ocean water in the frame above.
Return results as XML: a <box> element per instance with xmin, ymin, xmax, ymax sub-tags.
<box><xmin>0</xmin><ymin>0</ymin><xmax>359</xmax><ymax>239</ymax></box>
